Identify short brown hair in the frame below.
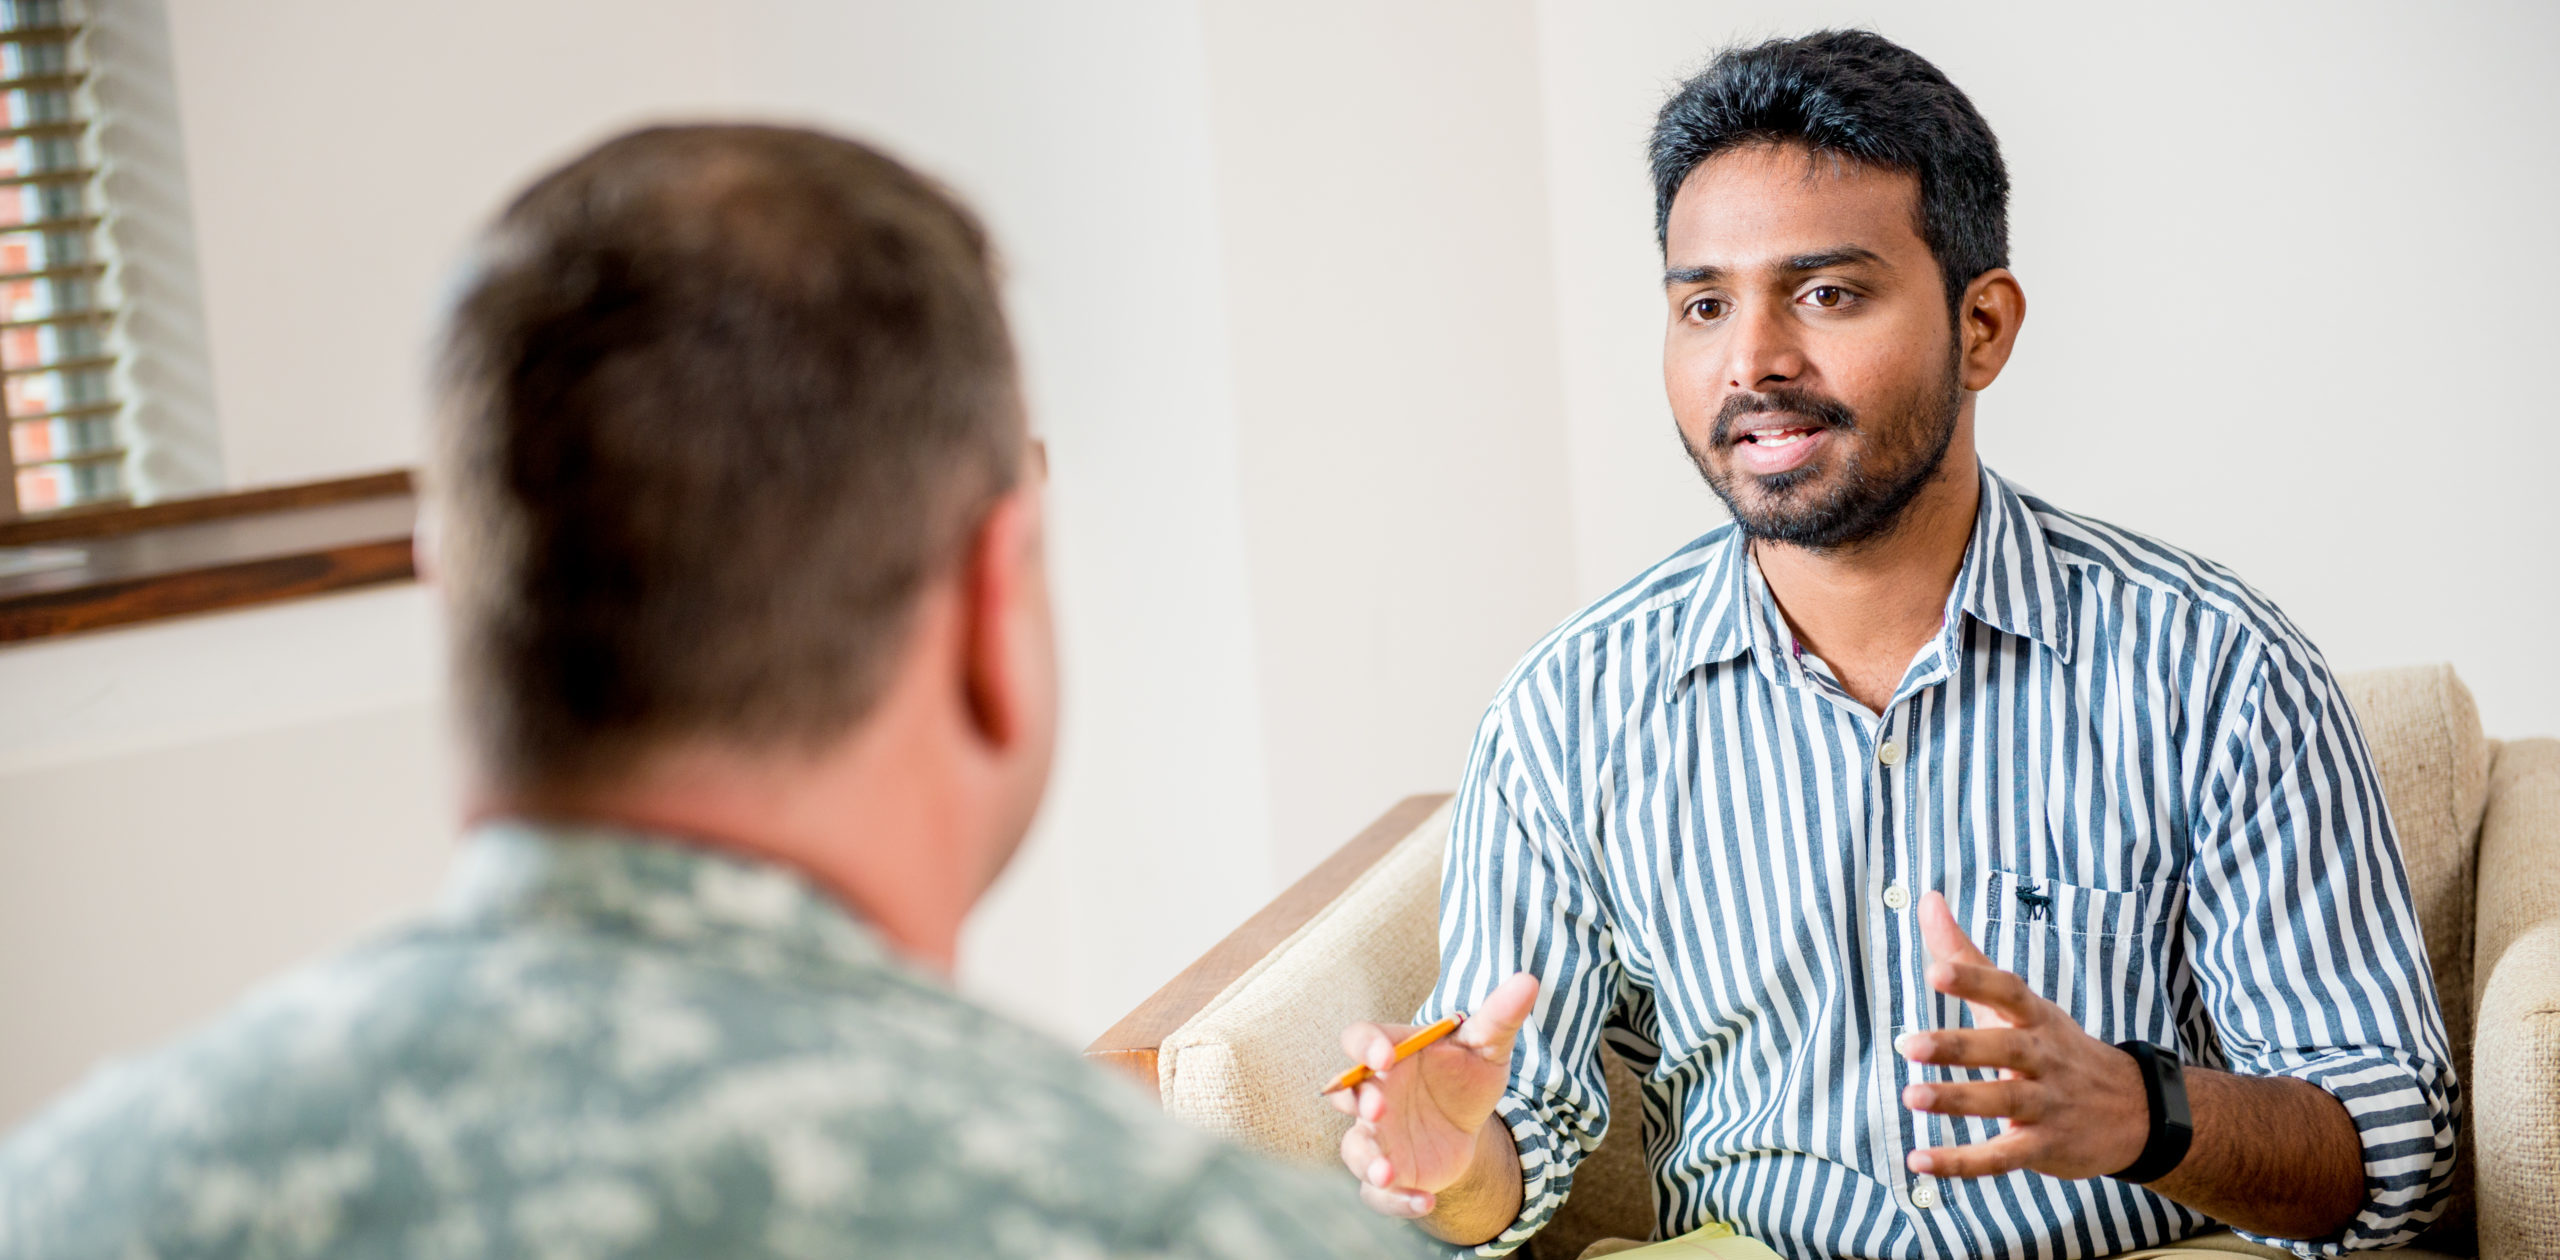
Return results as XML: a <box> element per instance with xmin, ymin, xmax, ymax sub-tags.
<box><xmin>430</xmin><ymin>124</ymin><xmax>1021</xmax><ymax>790</ymax></box>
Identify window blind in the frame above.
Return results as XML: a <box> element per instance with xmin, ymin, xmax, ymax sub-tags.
<box><xmin>0</xmin><ymin>0</ymin><xmax>118</xmax><ymax>518</ymax></box>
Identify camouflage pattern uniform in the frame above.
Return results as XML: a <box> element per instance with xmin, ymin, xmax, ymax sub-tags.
<box><xmin>0</xmin><ymin>822</ymin><xmax>1425</xmax><ymax>1259</ymax></box>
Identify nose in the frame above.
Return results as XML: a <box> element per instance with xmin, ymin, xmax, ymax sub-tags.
<box><xmin>1725</xmin><ymin>300</ymin><xmax>1806</xmax><ymax>391</ymax></box>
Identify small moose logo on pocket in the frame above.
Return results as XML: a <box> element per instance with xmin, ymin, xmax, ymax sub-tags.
<box><xmin>2013</xmin><ymin>886</ymin><xmax>2052</xmax><ymax>921</ymax></box>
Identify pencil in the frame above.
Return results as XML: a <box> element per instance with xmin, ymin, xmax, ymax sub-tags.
<box><xmin>1317</xmin><ymin>1013</ymin><xmax>1465</xmax><ymax>1096</ymax></box>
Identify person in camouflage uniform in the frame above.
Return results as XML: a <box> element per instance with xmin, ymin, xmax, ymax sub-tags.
<box><xmin>0</xmin><ymin>825</ymin><xmax>1412</xmax><ymax>1258</ymax></box>
<box><xmin>0</xmin><ymin>125</ymin><xmax>1423</xmax><ymax>1260</ymax></box>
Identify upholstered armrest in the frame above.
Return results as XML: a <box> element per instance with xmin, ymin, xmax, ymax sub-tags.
<box><xmin>2473</xmin><ymin>738</ymin><xmax>2560</xmax><ymax>1260</ymax></box>
<box><xmin>1085</xmin><ymin>795</ymin><xmax>1451</xmax><ymax>1116</ymax></box>
<box><xmin>1106</xmin><ymin>794</ymin><xmax>1451</xmax><ymax>1163</ymax></box>
<box><xmin>1087</xmin><ymin>794</ymin><xmax>1657</xmax><ymax>1259</ymax></box>
<box><xmin>2475</xmin><ymin>920</ymin><xmax>2560</xmax><ymax>1260</ymax></box>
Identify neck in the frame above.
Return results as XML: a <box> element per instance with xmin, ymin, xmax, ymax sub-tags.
<box><xmin>469</xmin><ymin>684</ymin><xmax>984</xmax><ymax>975</ymax></box>
<box><xmin>1751</xmin><ymin>424</ymin><xmax>1981</xmax><ymax>712</ymax></box>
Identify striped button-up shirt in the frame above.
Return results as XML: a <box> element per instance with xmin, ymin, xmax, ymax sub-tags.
<box><xmin>1420</xmin><ymin>467</ymin><xmax>2456</xmax><ymax>1259</ymax></box>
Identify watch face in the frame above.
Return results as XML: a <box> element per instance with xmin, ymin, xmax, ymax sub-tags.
<box><xmin>2152</xmin><ymin>1045</ymin><xmax>2191</xmax><ymax>1129</ymax></box>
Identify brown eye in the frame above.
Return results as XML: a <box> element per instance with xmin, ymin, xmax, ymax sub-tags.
<box><xmin>1808</xmin><ymin>286</ymin><xmax>1848</xmax><ymax>308</ymax></box>
<box><xmin>1688</xmin><ymin>296</ymin><xmax>1726</xmax><ymax>321</ymax></box>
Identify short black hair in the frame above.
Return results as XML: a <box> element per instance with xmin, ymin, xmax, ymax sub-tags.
<box><xmin>1650</xmin><ymin>30</ymin><xmax>2009</xmax><ymax>311</ymax></box>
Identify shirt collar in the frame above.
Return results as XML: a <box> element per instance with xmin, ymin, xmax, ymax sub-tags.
<box><xmin>1662</xmin><ymin>524</ymin><xmax>1759</xmax><ymax>702</ymax></box>
<box><xmin>1661</xmin><ymin>464</ymin><xmax>2074</xmax><ymax>703</ymax></box>
<box><xmin>436</xmin><ymin>819</ymin><xmax>895</xmax><ymax>977</ymax></box>
<box><xmin>1954</xmin><ymin>465</ymin><xmax>2076</xmax><ymax>664</ymax></box>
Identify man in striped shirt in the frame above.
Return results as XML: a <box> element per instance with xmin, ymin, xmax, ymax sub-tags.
<box><xmin>1328</xmin><ymin>29</ymin><xmax>2457</xmax><ymax>1260</ymax></box>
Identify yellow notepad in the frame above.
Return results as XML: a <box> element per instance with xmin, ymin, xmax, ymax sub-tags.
<box><xmin>1591</xmin><ymin>1221</ymin><xmax>1785</xmax><ymax>1258</ymax></box>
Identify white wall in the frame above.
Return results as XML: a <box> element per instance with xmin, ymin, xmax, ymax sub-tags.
<box><xmin>1200</xmin><ymin>0</ymin><xmax>1579</xmax><ymax>875</ymax></box>
<box><xmin>8</xmin><ymin>0</ymin><xmax>2554</xmax><ymax>1129</ymax></box>
<box><xmin>0</xmin><ymin>585</ymin><xmax>451</xmax><ymax>1124</ymax></box>
<box><xmin>166</xmin><ymin>0</ymin><xmax>741</xmax><ymax>488</ymax></box>
<box><xmin>1533</xmin><ymin>0</ymin><xmax>2560</xmax><ymax>740</ymax></box>
<box><xmin>709</xmin><ymin>0</ymin><xmax>1291</xmax><ymax>1052</ymax></box>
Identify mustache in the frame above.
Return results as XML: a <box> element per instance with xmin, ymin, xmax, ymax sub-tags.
<box><xmin>1710</xmin><ymin>391</ymin><xmax>1857</xmax><ymax>446</ymax></box>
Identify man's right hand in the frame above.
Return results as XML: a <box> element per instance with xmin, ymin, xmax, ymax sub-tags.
<box><xmin>1328</xmin><ymin>972</ymin><xmax>1541</xmax><ymax>1236</ymax></box>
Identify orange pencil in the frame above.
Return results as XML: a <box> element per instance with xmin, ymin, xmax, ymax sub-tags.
<box><xmin>1318</xmin><ymin>1013</ymin><xmax>1465</xmax><ymax>1096</ymax></box>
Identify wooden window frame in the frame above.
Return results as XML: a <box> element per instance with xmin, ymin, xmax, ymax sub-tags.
<box><xmin>0</xmin><ymin>468</ymin><xmax>417</xmax><ymax>643</ymax></box>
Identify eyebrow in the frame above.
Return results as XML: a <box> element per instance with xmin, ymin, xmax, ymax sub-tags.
<box><xmin>1663</xmin><ymin>246</ymin><xmax>1891</xmax><ymax>287</ymax></box>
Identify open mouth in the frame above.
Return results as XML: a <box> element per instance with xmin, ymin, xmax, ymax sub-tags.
<box><xmin>1706</xmin><ymin>391</ymin><xmax>1855</xmax><ymax>479</ymax></box>
<box><xmin>1736</xmin><ymin>425</ymin><xmax>1821</xmax><ymax>448</ymax></box>
<box><xmin>1729</xmin><ymin>422</ymin><xmax>1832</xmax><ymax>475</ymax></box>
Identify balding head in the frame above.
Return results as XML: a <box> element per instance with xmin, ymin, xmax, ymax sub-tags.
<box><xmin>430</xmin><ymin>124</ymin><xmax>1024</xmax><ymax>793</ymax></box>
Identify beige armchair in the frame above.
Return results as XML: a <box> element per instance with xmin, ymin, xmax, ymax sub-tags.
<box><xmin>1088</xmin><ymin>666</ymin><xmax>2559</xmax><ymax>1259</ymax></box>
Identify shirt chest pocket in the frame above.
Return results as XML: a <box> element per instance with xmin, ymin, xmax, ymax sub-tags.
<box><xmin>1978</xmin><ymin>869</ymin><xmax>2183</xmax><ymax>1048</ymax></box>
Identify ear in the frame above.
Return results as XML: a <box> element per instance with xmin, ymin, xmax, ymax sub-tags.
<box><xmin>1957</xmin><ymin>268</ymin><xmax>2026</xmax><ymax>392</ymax></box>
<box><xmin>958</xmin><ymin>485</ymin><xmax>1048</xmax><ymax>750</ymax></box>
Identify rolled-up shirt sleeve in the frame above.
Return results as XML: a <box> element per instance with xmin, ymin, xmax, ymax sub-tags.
<box><xmin>1415</xmin><ymin>712</ymin><xmax>1621</xmax><ymax>1257</ymax></box>
<box><xmin>2184</xmin><ymin>643</ymin><xmax>2460</xmax><ymax>1253</ymax></box>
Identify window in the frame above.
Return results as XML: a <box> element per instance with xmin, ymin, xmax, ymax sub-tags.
<box><xmin>0</xmin><ymin>0</ymin><xmax>370</xmax><ymax>645</ymax></box>
<box><xmin>0</xmin><ymin>0</ymin><xmax>116</xmax><ymax>517</ymax></box>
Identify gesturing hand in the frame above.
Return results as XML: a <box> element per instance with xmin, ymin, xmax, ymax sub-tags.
<box><xmin>1896</xmin><ymin>890</ymin><xmax>2150</xmax><ymax>1181</ymax></box>
<box><xmin>1328</xmin><ymin>972</ymin><xmax>1540</xmax><ymax>1220</ymax></box>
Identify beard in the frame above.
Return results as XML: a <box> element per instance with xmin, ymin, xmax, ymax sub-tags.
<box><xmin>1680</xmin><ymin>346</ymin><xmax>1964</xmax><ymax>552</ymax></box>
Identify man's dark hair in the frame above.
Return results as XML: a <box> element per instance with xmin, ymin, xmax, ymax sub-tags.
<box><xmin>431</xmin><ymin>124</ymin><xmax>1022</xmax><ymax>790</ymax></box>
<box><xmin>1650</xmin><ymin>30</ymin><xmax>2009</xmax><ymax>311</ymax></box>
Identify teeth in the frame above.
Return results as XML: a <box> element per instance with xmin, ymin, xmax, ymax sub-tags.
<box><xmin>1749</xmin><ymin>429</ymin><xmax>1807</xmax><ymax>447</ymax></box>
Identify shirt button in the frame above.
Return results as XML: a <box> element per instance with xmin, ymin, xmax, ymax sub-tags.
<box><xmin>1878</xmin><ymin>738</ymin><xmax>1904</xmax><ymax>767</ymax></box>
<box><xmin>1883</xmin><ymin>882</ymin><xmax>1910</xmax><ymax>910</ymax></box>
<box><xmin>1911</xmin><ymin>1183</ymin><xmax>1940</xmax><ymax>1210</ymax></box>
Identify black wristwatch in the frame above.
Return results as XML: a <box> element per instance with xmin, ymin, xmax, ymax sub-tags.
<box><xmin>2110</xmin><ymin>1040</ymin><xmax>2193</xmax><ymax>1184</ymax></box>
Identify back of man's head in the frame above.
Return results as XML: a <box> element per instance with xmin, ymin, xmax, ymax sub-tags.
<box><xmin>430</xmin><ymin>124</ymin><xmax>1023</xmax><ymax>794</ymax></box>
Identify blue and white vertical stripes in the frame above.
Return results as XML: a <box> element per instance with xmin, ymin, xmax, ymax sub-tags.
<box><xmin>1419</xmin><ymin>467</ymin><xmax>2456</xmax><ymax>1259</ymax></box>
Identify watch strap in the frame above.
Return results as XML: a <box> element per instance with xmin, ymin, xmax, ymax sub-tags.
<box><xmin>2111</xmin><ymin>1040</ymin><xmax>2193</xmax><ymax>1184</ymax></box>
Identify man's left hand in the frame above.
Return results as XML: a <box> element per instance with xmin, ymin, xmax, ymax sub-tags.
<box><xmin>1895</xmin><ymin>890</ymin><xmax>2150</xmax><ymax>1181</ymax></box>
